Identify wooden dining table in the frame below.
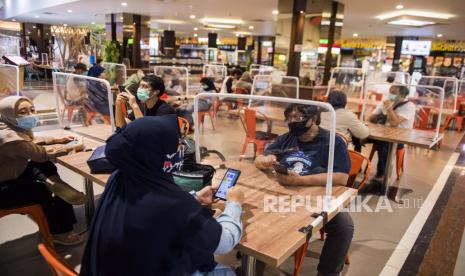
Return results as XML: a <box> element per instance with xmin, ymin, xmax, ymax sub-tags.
<box><xmin>55</xmin><ymin>147</ymin><xmax>357</xmax><ymax>275</ymax></box>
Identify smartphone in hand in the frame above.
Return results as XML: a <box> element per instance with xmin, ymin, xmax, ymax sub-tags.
<box><xmin>214</xmin><ymin>168</ymin><xmax>241</xmax><ymax>200</ymax></box>
<box><xmin>273</xmin><ymin>163</ymin><xmax>288</xmax><ymax>175</ymax></box>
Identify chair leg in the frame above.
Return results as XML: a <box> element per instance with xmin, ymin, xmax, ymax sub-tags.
<box><xmin>457</xmin><ymin>117</ymin><xmax>464</xmax><ymax>132</ymax></box>
<box><xmin>396</xmin><ymin>149</ymin><xmax>405</xmax><ymax>180</ymax></box>
<box><xmin>293</xmin><ymin>241</ymin><xmax>309</xmax><ymax>276</ymax></box>
<box><xmin>319</xmin><ymin>228</ymin><xmax>325</xmax><ymax>241</ymax></box>
<box><xmin>368</xmin><ymin>145</ymin><xmax>377</xmax><ymax>161</ymax></box>
<box><xmin>239</xmin><ymin>138</ymin><xmax>249</xmax><ymax>161</ymax></box>
<box><xmin>209</xmin><ymin>112</ymin><xmax>215</xmax><ymax>130</ymax></box>
<box><xmin>442</xmin><ymin>115</ymin><xmax>453</xmax><ymax>131</ymax></box>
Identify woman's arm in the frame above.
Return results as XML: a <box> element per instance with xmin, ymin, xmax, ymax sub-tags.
<box><xmin>214</xmin><ymin>202</ymin><xmax>243</xmax><ymax>254</ymax></box>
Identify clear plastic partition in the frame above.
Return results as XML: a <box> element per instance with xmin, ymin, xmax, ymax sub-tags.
<box><xmin>327</xmin><ymin>67</ymin><xmax>365</xmax><ymax>102</ymax></box>
<box><xmin>361</xmin><ymin>82</ymin><xmax>444</xmax><ymax>141</ymax></box>
<box><xmin>0</xmin><ymin>64</ymin><xmax>19</xmax><ymax>99</ymax></box>
<box><xmin>311</xmin><ymin>86</ymin><xmax>330</xmax><ymax>101</ymax></box>
<box><xmin>457</xmin><ymin>80</ymin><xmax>465</xmax><ymax>115</ymax></box>
<box><xmin>250</xmin><ymin>75</ymin><xmax>299</xmax><ymax>100</ymax></box>
<box><xmin>202</xmin><ymin>64</ymin><xmax>227</xmax><ymax>90</ymax></box>
<box><xmin>193</xmin><ymin>93</ymin><xmax>337</xmax><ymax>203</ymax></box>
<box><xmin>154</xmin><ymin>66</ymin><xmax>189</xmax><ymax>97</ymax></box>
<box><xmin>100</xmin><ymin>62</ymin><xmax>127</xmax><ymax>86</ymax></box>
<box><xmin>52</xmin><ymin>72</ymin><xmax>115</xmax><ymax>141</ymax></box>
<box><xmin>366</xmin><ymin>71</ymin><xmax>410</xmax><ymax>85</ymax></box>
<box><xmin>417</xmin><ymin>76</ymin><xmax>458</xmax><ymax>112</ymax></box>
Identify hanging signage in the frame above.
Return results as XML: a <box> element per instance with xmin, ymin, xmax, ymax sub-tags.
<box><xmin>339</xmin><ymin>38</ymin><xmax>387</xmax><ymax>49</ymax></box>
<box><xmin>431</xmin><ymin>40</ymin><xmax>465</xmax><ymax>52</ymax></box>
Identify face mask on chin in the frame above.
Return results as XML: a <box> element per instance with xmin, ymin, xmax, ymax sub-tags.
<box><xmin>288</xmin><ymin>119</ymin><xmax>311</xmax><ymax>137</ymax></box>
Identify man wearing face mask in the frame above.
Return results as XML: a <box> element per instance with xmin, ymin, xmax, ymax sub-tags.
<box><xmin>254</xmin><ymin>104</ymin><xmax>353</xmax><ymax>276</ymax></box>
<box><xmin>368</xmin><ymin>85</ymin><xmax>416</xmax><ymax>181</ymax></box>
<box><xmin>115</xmin><ymin>74</ymin><xmax>175</xmax><ymax>128</ymax></box>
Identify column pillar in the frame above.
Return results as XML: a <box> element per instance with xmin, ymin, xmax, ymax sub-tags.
<box><xmin>322</xmin><ymin>1</ymin><xmax>338</xmax><ymax>85</ymax></box>
<box><xmin>392</xmin><ymin>36</ymin><xmax>404</xmax><ymax>72</ymax></box>
<box><xmin>286</xmin><ymin>0</ymin><xmax>306</xmax><ymax>77</ymax></box>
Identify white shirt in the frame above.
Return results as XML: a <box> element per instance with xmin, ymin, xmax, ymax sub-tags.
<box><xmin>372</xmin><ymin>101</ymin><xmax>416</xmax><ymax>129</ymax></box>
<box><xmin>320</xmin><ymin>108</ymin><xmax>370</xmax><ymax>142</ymax></box>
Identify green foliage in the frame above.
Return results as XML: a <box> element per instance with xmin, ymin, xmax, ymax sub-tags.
<box><xmin>103</xmin><ymin>41</ymin><xmax>121</xmax><ymax>63</ymax></box>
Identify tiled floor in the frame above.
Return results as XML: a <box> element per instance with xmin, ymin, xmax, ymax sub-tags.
<box><xmin>1</xmin><ymin>81</ymin><xmax>465</xmax><ymax>275</ymax></box>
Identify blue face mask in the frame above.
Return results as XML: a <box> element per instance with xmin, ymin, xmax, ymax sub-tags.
<box><xmin>16</xmin><ymin>115</ymin><xmax>38</xmax><ymax>130</ymax></box>
<box><xmin>137</xmin><ymin>88</ymin><xmax>150</xmax><ymax>102</ymax></box>
<box><xmin>388</xmin><ymin>93</ymin><xmax>397</xmax><ymax>102</ymax></box>
<box><xmin>162</xmin><ymin>145</ymin><xmax>184</xmax><ymax>173</ymax></box>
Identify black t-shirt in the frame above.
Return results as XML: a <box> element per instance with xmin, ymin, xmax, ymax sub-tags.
<box><xmin>264</xmin><ymin>128</ymin><xmax>350</xmax><ymax>176</ymax></box>
<box><xmin>128</xmin><ymin>99</ymin><xmax>175</xmax><ymax>121</ymax></box>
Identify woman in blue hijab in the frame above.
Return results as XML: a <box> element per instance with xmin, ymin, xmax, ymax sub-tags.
<box><xmin>80</xmin><ymin>115</ymin><xmax>243</xmax><ymax>275</ymax></box>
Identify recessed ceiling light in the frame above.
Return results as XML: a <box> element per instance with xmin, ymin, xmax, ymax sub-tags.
<box><xmin>396</xmin><ymin>5</ymin><xmax>404</xmax><ymax>9</ymax></box>
<box><xmin>154</xmin><ymin>19</ymin><xmax>185</xmax><ymax>24</ymax></box>
<box><xmin>194</xmin><ymin>33</ymin><xmax>198</xmax><ymax>37</ymax></box>
<box><xmin>190</xmin><ymin>15</ymin><xmax>196</xmax><ymax>19</ymax></box>
<box><xmin>272</xmin><ymin>10</ymin><xmax>279</xmax><ymax>15</ymax></box>
<box><xmin>12</xmin><ymin>19</ymin><xmax>16</xmax><ymax>22</ymax></box>
<box><xmin>120</xmin><ymin>16</ymin><xmax>123</xmax><ymax>20</ymax></box>
<box><xmin>377</xmin><ymin>10</ymin><xmax>453</xmax><ymax>20</ymax></box>
<box><xmin>67</xmin><ymin>9</ymin><xmax>72</xmax><ymax>13</ymax></box>
<box><xmin>193</xmin><ymin>27</ymin><xmax>198</xmax><ymax>31</ymax></box>
<box><xmin>33</xmin><ymin>25</ymin><xmax>36</xmax><ymax>28</ymax></box>
<box><xmin>91</xmin><ymin>22</ymin><xmax>95</xmax><ymax>24</ymax></box>
<box><xmin>437</xmin><ymin>33</ymin><xmax>443</xmax><ymax>37</ymax></box>
<box><xmin>236</xmin><ymin>33</ymin><xmax>239</xmax><ymax>37</ymax></box>
<box><xmin>34</xmin><ymin>15</ymin><xmax>39</xmax><ymax>18</ymax></box>
<box><xmin>249</xmin><ymin>25</ymin><xmax>254</xmax><ymax>30</ymax></box>
<box><xmin>205</xmin><ymin>24</ymin><xmax>236</xmax><ymax>29</ymax></box>
<box><xmin>388</xmin><ymin>19</ymin><xmax>435</xmax><ymax>26</ymax></box>
<box><xmin>63</xmin><ymin>23</ymin><xmax>68</xmax><ymax>27</ymax></box>
<box><xmin>300</xmin><ymin>10</ymin><xmax>304</xmax><ymax>14</ymax></box>
<box><xmin>27</xmin><ymin>31</ymin><xmax>31</xmax><ymax>34</ymax></box>
<box><xmin>201</xmin><ymin>18</ymin><xmax>244</xmax><ymax>25</ymax></box>
<box><xmin>121</xmin><ymin>2</ymin><xmax>127</xmax><ymax>6</ymax></box>
<box><xmin>353</xmin><ymin>33</ymin><xmax>359</xmax><ymax>37</ymax></box>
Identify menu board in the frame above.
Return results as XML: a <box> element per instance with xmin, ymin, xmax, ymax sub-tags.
<box><xmin>453</xmin><ymin>57</ymin><xmax>463</xmax><ymax>67</ymax></box>
<box><xmin>443</xmin><ymin>57</ymin><xmax>452</xmax><ymax>67</ymax></box>
<box><xmin>2</xmin><ymin>55</ymin><xmax>29</xmax><ymax>66</ymax></box>
<box><xmin>434</xmin><ymin>57</ymin><xmax>444</xmax><ymax>67</ymax></box>
<box><xmin>427</xmin><ymin>56</ymin><xmax>434</xmax><ymax>66</ymax></box>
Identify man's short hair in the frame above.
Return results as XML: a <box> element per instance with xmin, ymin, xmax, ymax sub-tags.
<box><xmin>231</xmin><ymin>68</ymin><xmax>243</xmax><ymax>78</ymax></box>
<box><xmin>327</xmin><ymin>90</ymin><xmax>347</xmax><ymax>109</ymax></box>
<box><xmin>284</xmin><ymin>104</ymin><xmax>321</xmax><ymax>125</ymax></box>
<box><xmin>392</xmin><ymin>85</ymin><xmax>410</xmax><ymax>97</ymax></box>
<box><xmin>141</xmin><ymin>74</ymin><xmax>165</xmax><ymax>97</ymax></box>
<box><xmin>74</xmin><ymin>63</ymin><xmax>87</xmax><ymax>71</ymax></box>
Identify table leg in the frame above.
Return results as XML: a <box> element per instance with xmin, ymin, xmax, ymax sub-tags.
<box><xmin>83</xmin><ymin>178</ymin><xmax>95</xmax><ymax>225</ymax></box>
<box><xmin>241</xmin><ymin>254</ymin><xmax>256</xmax><ymax>276</ymax></box>
<box><xmin>383</xmin><ymin>142</ymin><xmax>413</xmax><ymax>203</ymax></box>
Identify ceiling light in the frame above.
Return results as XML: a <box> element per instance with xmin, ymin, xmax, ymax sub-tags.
<box><xmin>34</xmin><ymin>15</ymin><xmax>39</xmax><ymax>18</ymax></box>
<box><xmin>249</xmin><ymin>25</ymin><xmax>254</xmax><ymax>30</ymax></box>
<box><xmin>377</xmin><ymin>10</ymin><xmax>453</xmax><ymax>20</ymax></box>
<box><xmin>205</xmin><ymin>24</ymin><xmax>236</xmax><ymax>29</ymax></box>
<box><xmin>190</xmin><ymin>15</ymin><xmax>196</xmax><ymax>19</ymax></box>
<box><xmin>321</xmin><ymin>20</ymin><xmax>343</xmax><ymax>27</ymax></box>
<box><xmin>63</xmin><ymin>23</ymin><xmax>68</xmax><ymax>27</ymax></box>
<box><xmin>236</xmin><ymin>33</ymin><xmax>239</xmax><ymax>37</ymax></box>
<box><xmin>67</xmin><ymin>9</ymin><xmax>72</xmax><ymax>13</ymax></box>
<box><xmin>121</xmin><ymin>2</ymin><xmax>127</xmax><ymax>6</ymax></box>
<box><xmin>388</xmin><ymin>19</ymin><xmax>435</xmax><ymax>27</ymax></box>
<box><xmin>12</xmin><ymin>19</ymin><xmax>16</xmax><ymax>22</ymax></box>
<box><xmin>194</xmin><ymin>33</ymin><xmax>198</xmax><ymax>37</ymax></box>
<box><xmin>396</xmin><ymin>5</ymin><xmax>404</xmax><ymax>9</ymax></box>
<box><xmin>201</xmin><ymin>18</ymin><xmax>244</xmax><ymax>25</ymax></box>
<box><xmin>91</xmin><ymin>22</ymin><xmax>95</xmax><ymax>24</ymax></box>
<box><xmin>193</xmin><ymin>27</ymin><xmax>198</xmax><ymax>31</ymax></box>
<box><xmin>154</xmin><ymin>19</ymin><xmax>185</xmax><ymax>24</ymax></box>
<box><xmin>300</xmin><ymin>11</ymin><xmax>304</xmax><ymax>14</ymax></box>
<box><xmin>120</xmin><ymin>17</ymin><xmax>123</xmax><ymax>20</ymax></box>
<box><xmin>272</xmin><ymin>10</ymin><xmax>279</xmax><ymax>15</ymax></box>
<box><xmin>437</xmin><ymin>33</ymin><xmax>443</xmax><ymax>37</ymax></box>
<box><xmin>353</xmin><ymin>33</ymin><xmax>359</xmax><ymax>37</ymax></box>
<box><xmin>33</xmin><ymin>25</ymin><xmax>36</xmax><ymax>28</ymax></box>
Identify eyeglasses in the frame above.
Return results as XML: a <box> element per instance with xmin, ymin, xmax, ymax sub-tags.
<box><xmin>285</xmin><ymin>116</ymin><xmax>307</xmax><ymax>123</ymax></box>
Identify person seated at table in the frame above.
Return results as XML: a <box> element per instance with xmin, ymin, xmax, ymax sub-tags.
<box><xmin>63</xmin><ymin>63</ymin><xmax>89</xmax><ymax>129</ymax></box>
<box><xmin>0</xmin><ymin>96</ymin><xmax>86</xmax><ymax>245</ymax></box>
<box><xmin>320</xmin><ymin>90</ymin><xmax>369</xmax><ymax>150</ymax></box>
<box><xmin>87</xmin><ymin>58</ymin><xmax>104</xmax><ymax>78</ymax></box>
<box><xmin>235</xmin><ymin>72</ymin><xmax>253</xmax><ymax>94</ymax></box>
<box><xmin>368</xmin><ymin>85</ymin><xmax>415</xmax><ymax>181</ymax></box>
<box><xmin>176</xmin><ymin>77</ymin><xmax>217</xmax><ymax>127</ymax></box>
<box><xmin>220</xmin><ymin>68</ymin><xmax>243</xmax><ymax>94</ymax></box>
<box><xmin>254</xmin><ymin>104</ymin><xmax>353</xmax><ymax>276</ymax></box>
<box><xmin>115</xmin><ymin>74</ymin><xmax>175</xmax><ymax>128</ymax></box>
<box><xmin>80</xmin><ymin>115</ymin><xmax>244</xmax><ymax>275</ymax></box>
<box><xmin>86</xmin><ymin>68</ymin><xmax>111</xmax><ymax>125</ymax></box>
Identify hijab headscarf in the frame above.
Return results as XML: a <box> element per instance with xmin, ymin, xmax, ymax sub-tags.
<box><xmin>80</xmin><ymin>115</ymin><xmax>221</xmax><ymax>276</ymax></box>
<box><xmin>0</xmin><ymin>96</ymin><xmax>34</xmax><ymax>147</ymax></box>
<box><xmin>239</xmin><ymin>72</ymin><xmax>253</xmax><ymax>84</ymax></box>
<box><xmin>200</xmin><ymin>77</ymin><xmax>217</xmax><ymax>92</ymax></box>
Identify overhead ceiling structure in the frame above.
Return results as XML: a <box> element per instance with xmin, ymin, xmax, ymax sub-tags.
<box><xmin>0</xmin><ymin>0</ymin><xmax>279</xmax><ymax>37</ymax></box>
<box><xmin>1</xmin><ymin>0</ymin><xmax>465</xmax><ymax>39</ymax></box>
<box><xmin>339</xmin><ymin>0</ymin><xmax>465</xmax><ymax>39</ymax></box>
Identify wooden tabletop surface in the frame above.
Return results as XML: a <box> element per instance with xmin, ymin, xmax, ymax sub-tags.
<box><xmin>366</xmin><ymin>123</ymin><xmax>441</xmax><ymax>148</ymax></box>
<box><xmin>69</xmin><ymin>124</ymin><xmax>113</xmax><ymax>142</ymax></box>
<box><xmin>57</xmin><ymin>150</ymin><xmax>109</xmax><ymax>186</ymax></box>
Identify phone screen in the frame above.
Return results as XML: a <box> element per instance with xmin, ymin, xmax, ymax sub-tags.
<box><xmin>214</xmin><ymin>168</ymin><xmax>241</xmax><ymax>200</ymax></box>
<box><xmin>65</xmin><ymin>140</ymin><xmax>78</xmax><ymax>146</ymax></box>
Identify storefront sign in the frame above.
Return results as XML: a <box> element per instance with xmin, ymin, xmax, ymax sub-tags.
<box><xmin>431</xmin><ymin>40</ymin><xmax>465</xmax><ymax>52</ymax></box>
<box><xmin>339</xmin><ymin>38</ymin><xmax>387</xmax><ymax>49</ymax></box>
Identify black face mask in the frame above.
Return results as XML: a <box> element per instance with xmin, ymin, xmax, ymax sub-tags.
<box><xmin>288</xmin><ymin>119</ymin><xmax>311</xmax><ymax>136</ymax></box>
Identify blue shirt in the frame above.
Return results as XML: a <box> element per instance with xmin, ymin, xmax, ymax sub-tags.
<box><xmin>264</xmin><ymin>128</ymin><xmax>350</xmax><ymax>176</ymax></box>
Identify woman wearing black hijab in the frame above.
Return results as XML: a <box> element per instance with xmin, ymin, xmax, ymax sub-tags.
<box><xmin>80</xmin><ymin>115</ymin><xmax>243</xmax><ymax>276</ymax></box>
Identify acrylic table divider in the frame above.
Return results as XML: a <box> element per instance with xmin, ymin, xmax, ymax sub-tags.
<box><xmin>0</xmin><ymin>64</ymin><xmax>20</xmax><ymax>98</ymax></box>
<box><xmin>154</xmin><ymin>65</ymin><xmax>190</xmax><ymax>99</ymax></box>
<box><xmin>100</xmin><ymin>62</ymin><xmax>127</xmax><ymax>86</ymax></box>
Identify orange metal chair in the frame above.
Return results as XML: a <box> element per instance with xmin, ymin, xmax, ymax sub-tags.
<box><xmin>415</xmin><ymin>106</ymin><xmax>432</xmax><ymax>130</ymax></box>
<box><xmin>177</xmin><ymin>116</ymin><xmax>190</xmax><ymax>136</ymax></box>
<box><xmin>37</xmin><ymin>243</ymin><xmax>78</xmax><ymax>276</ymax></box>
<box><xmin>0</xmin><ymin>205</ymin><xmax>54</xmax><ymax>248</ymax></box>
<box><xmin>238</xmin><ymin>108</ymin><xmax>277</xmax><ymax>161</ymax></box>
<box><xmin>293</xmin><ymin>150</ymin><xmax>372</xmax><ymax>276</ymax></box>
<box><xmin>198</xmin><ymin>106</ymin><xmax>216</xmax><ymax>133</ymax></box>
<box><xmin>368</xmin><ymin>144</ymin><xmax>405</xmax><ymax>180</ymax></box>
<box><xmin>442</xmin><ymin>101</ymin><xmax>465</xmax><ymax>131</ymax></box>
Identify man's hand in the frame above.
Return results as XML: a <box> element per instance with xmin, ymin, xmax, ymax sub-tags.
<box><xmin>276</xmin><ymin>171</ymin><xmax>301</xmax><ymax>186</ymax></box>
<box><xmin>196</xmin><ymin>186</ymin><xmax>214</xmax><ymax>205</ymax></box>
<box><xmin>383</xmin><ymin>99</ymin><xmax>393</xmax><ymax>110</ymax></box>
<box><xmin>122</xmin><ymin>91</ymin><xmax>137</xmax><ymax>107</ymax></box>
<box><xmin>53</xmin><ymin>135</ymin><xmax>76</xmax><ymax>144</ymax></box>
<box><xmin>255</xmin><ymin>154</ymin><xmax>277</xmax><ymax>170</ymax></box>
